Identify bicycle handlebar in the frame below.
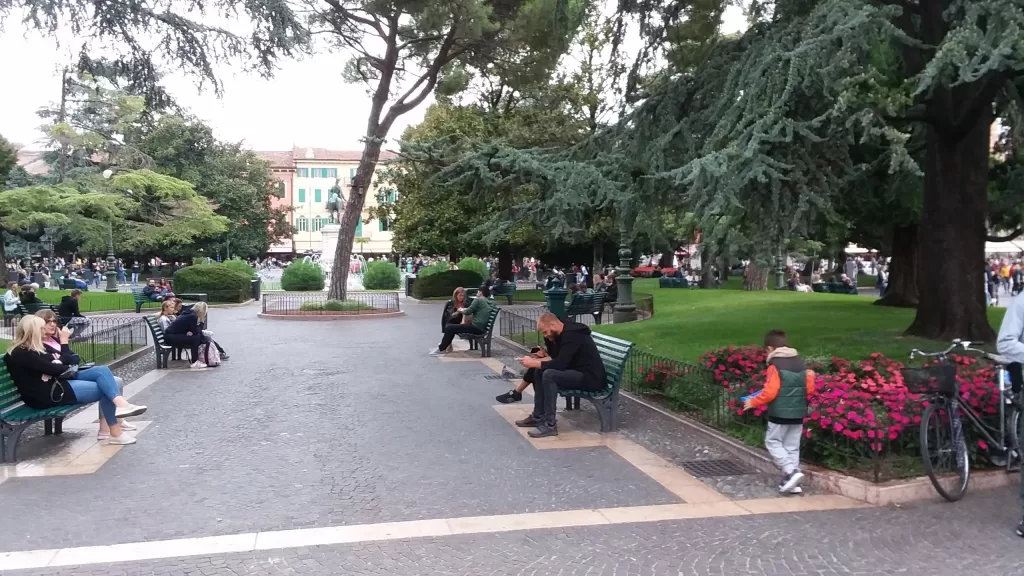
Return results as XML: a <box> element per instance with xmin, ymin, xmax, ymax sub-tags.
<box><xmin>909</xmin><ymin>340</ymin><xmax>1010</xmax><ymax>365</ymax></box>
<box><xmin>909</xmin><ymin>341</ymin><xmax>960</xmax><ymax>360</ymax></box>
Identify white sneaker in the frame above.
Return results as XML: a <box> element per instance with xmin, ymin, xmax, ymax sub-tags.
<box><xmin>106</xmin><ymin>433</ymin><xmax>136</xmax><ymax>445</ymax></box>
<box><xmin>428</xmin><ymin>348</ymin><xmax>446</xmax><ymax>356</ymax></box>
<box><xmin>190</xmin><ymin>361</ymin><xmax>208</xmax><ymax>369</ymax></box>
<box><xmin>786</xmin><ymin>486</ymin><xmax>803</xmax><ymax>495</ymax></box>
<box><xmin>115</xmin><ymin>403</ymin><xmax>147</xmax><ymax>418</ymax></box>
<box><xmin>120</xmin><ymin>421</ymin><xmax>137</xmax><ymax>431</ymax></box>
<box><xmin>780</xmin><ymin>471</ymin><xmax>804</xmax><ymax>493</ymax></box>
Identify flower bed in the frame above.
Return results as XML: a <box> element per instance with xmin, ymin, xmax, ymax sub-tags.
<box><xmin>629</xmin><ymin>345</ymin><xmax>1003</xmax><ymax>482</ymax></box>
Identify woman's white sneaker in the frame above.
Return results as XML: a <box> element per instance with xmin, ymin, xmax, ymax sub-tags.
<box><xmin>115</xmin><ymin>403</ymin><xmax>147</xmax><ymax>418</ymax></box>
<box><xmin>106</xmin><ymin>433</ymin><xmax>137</xmax><ymax>445</ymax></box>
<box><xmin>190</xmin><ymin>361</ymin><xmax>208</xmax><ymax>369</ymax></box>
<box><xmin>119</xmin><ymin>421</ymin><xmax>137</xmax><ymax>431</ymax></box>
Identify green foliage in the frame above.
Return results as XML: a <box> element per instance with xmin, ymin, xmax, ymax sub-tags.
<box><xmin>417</xmin><ymin>261</ymin><xmax>451</xmax><ymax>278</ymax></box>
<box><xmin>456</xmin><ymin>257</ymin><xmax>490</xmax><ymax>279</ymax></box>
<box><xmin>136</xmin><ymin>116</ymin><xmax>293</xmax><ymax>259</ymax></box>
<box><xmin>281</xmin><ymin>260</ymin><xmax>325</xmax><ymax>291</ymax></box>
<box><xmin>171</xmin><ymin>264</ymin><xmax>251</xmax><ymax>303</ymax></box>
<box><xmin>299</xmin><ymin>300</ymin><xmax>374</xmax><ymax>312</ymax></box>
<box><xmin>362</xmin><ymin>260</ymin><xmax>401</xmax><ymax>290</ymax></box>
<box><xmin>412</xmin><ymin>270</ymin><xmax>485</xmax><ymax>299</ymax></box>
<box><xmin>221</xmin><ymin>258</ymin><xmax>256</xmax><ymax>278</ymax></box>
<box><xmin>0</xmin><ymin>135</ymin><xmax>15</xmax><ymax>186</ymax></box>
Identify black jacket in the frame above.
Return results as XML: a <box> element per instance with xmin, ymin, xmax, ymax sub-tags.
<box><xmin>58</xmin><ymin>296</ymin><xmax>84</xmax><ymax>319</ymax></box>
<box><xmin>4</xmin><ymin>347</ymin><xmax>78</xmax><ymax>409</ymax></box>
<box><xmin>165</xmin><ymin>313</ymin><xmax>199</xmax><ymax>336</ymax></box>
<box><xmin>544</xmin><ymin>321</ymin><xmax>606</xmax><ymax>386</ymax></box>
<box><xmin>19</xmin><ymin>292</ymin><xmax>40</xmax><ymax>305</ymax></box>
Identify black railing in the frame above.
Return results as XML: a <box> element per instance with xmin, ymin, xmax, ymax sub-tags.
<box><xmin>261</xmin><ymin>292</ymin><xmax>401</xmax><ymax>315</ymax></box>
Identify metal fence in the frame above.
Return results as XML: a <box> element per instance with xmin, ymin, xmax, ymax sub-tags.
<box><xmin>261</xmin><ymin>292</ymin><xmax>401</xmax><ymax>315</ymax></box>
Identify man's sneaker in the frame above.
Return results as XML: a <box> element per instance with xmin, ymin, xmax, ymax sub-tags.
<box><xmin>106</xmin><ymin>433</ymin><xmax>137</xmax><ymax>446</ymax></box>
<box><xmin>527</xmin><ymin>424</ymin><xmax>558</xmax><ymax>438</ymax></box>
<box><xmin>777</xmin><ymin>472</ymin><xmax>792</xmax><ymax>491</ymax></box>
<box><xmin>428</xmin><ymin>348</ymin><xmax>446</xmax><ymax>357</ymax></box>
<box><xmin>780</xmin><ymin>470</ymin><xmax>804</xmax><ymax>493</ymax></box>
<box><xmin>114</xmin><ymin>403</ymin><xmax>147</xmax><ymax>419</ymax></box>
<box><xmin>496</xmin><ymin>390</ymin><xmax>522</xmax><ymax>404</ymax></box>
<box><xmin>515</xmin><ymin>415</ymin><xmax>539</xmax><ymax>428</ymax></box>
<box><xmin>1016</xmin><ymin>517</ymin><xmax>1024</xmax><ymax>538</ymax></box>
<box><xmin>220</xmin><ymin>354</ymin><xmax>230</xmax><ymax>361</ymax></box>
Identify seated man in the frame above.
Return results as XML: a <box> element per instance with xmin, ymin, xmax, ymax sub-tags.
<box><xmin>515</xmin><ymin>312</ymin><xmax>606</xmax><ymax>437</ymax></box>
<box><xmin>143</xmin><ymin>279</ymin><xmax>160</xmax><ymax>301</ymax></box>
<box><xmin>57</xmin><ymin>289</ymin><xmax>90</xmax><ymax>339</ymax></box>
<box><xmin>73</xmin><ymin>274</ymin><xmax>88</xmax><ymax>290</ymax></box>
<box><xmin>430</xmin><ymin>285</ymin><xmax>496</xmax><ymax>356</ymax></box>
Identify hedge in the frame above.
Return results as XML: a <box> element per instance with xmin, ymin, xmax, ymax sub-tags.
<box><xmin>363</xmin><ymin>260</ymin><xmax>401</xmax><ymax>290</ymax></box>
<box><xmin>222</xmin><ymin>258</ymin><xmax>256</xmax><ymax>278</ymax></box>
<box><xmin>417</xmin><ymin>261</ymin><xmax>450</xmax><ymax>278</ymax></box>
<box><xmin>172</xmin><ymin>265</ymin><xmax>252</xmax><ymax>303</ymax></box>
<box><xmin>412</xmin><ymin>270</ymin><xmax>484</xmax><ymax>299</ymax></box>
<box><xmin>281</xmin><ymin>260</ymin><xmax>325</xmax><ymax>291</ymax></box>
<box><xmin>456</xmin><ymin>257</ymin><xmax>489</xmax><ymax>279</ymax></box>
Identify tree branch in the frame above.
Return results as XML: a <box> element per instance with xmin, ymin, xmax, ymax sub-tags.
<box><xmin>321</xmin><ymin>0</ymin><xmax>386</xmax><ymax>37</ymax></box>
<box><xmin>989</xmin><ymin>228</ymin><xmax>1023</xmax><ymax>242</ymax></box>
<box><xmin>381</xmin><ymin>24</ymin><xmax>465</xmax><ymax>129</ymax></box>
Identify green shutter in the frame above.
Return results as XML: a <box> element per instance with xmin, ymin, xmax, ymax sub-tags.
<box><xmin>355</xmin><ymin>218</ymin><xmax>362</xmax><ymax>237</ymax></box>
<box><xmin>350</xmin><ymin>168</ymin><xmax>356</xmax><ymax>178</ymax></box>
<box><xmin>314</xmin><ymin>189</ymin><xmax>321</xmax><ymax>202</ymax></box>
<box><xmin>298</xmin><ymin>188</ymin><xmax>305</xmax><ymax>203</ymax></box>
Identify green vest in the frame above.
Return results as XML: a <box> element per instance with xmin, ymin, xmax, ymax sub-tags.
<box><xmin>767</xmin><ymin>369</ymin><xmax>808</xmax><ymax>420</ymax></box>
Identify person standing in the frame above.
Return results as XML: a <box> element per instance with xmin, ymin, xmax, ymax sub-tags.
<box><xmin>844</xmin><ymin>257</ymin><xmax>858</xmax><ymax>286</ymax></box>
<box><xmin>131</xmin><ymin>260</ymin><xmax>140</xmax><ymax>285</ymax></box>
<box><xmin>515</xmin><ymin>313</ymin><xmax>606</xmax><ymax>438</ymax></box>
<box><xmin>996</xmin><ymin>293</ymin><xmax>1024</xmax><ymax>537</ymax></box>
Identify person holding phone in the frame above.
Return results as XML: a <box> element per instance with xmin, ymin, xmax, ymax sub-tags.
<box><xmin>496</xmin><ymin>343</ymin><xmax>553</xmax><ymax>404</ymax></box>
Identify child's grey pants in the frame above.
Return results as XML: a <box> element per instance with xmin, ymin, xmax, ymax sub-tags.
<box><xmin>765</xmin><ymin>423</ymin><xmax>802</xmax><ymax>475</ymax></box>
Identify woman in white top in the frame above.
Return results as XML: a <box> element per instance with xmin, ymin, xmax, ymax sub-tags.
<box><xmin>3</xmin><ymin>282</ymin><xmax>19</xmax><ymax>326</ymax></box>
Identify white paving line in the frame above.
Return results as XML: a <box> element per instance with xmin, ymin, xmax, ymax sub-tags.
<box><xmin>0</xmin><ymin>499</ymin><xmax>861</xmax><ymax>571</ymax></box>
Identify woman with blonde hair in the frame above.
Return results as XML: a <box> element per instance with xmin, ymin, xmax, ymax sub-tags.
<box><xmin>155</xmin><ymin>300</ymin><xmax>177</xmax><ymax>331</ymax></box>
<box><xmin>165</xmin><ymin>300</ymin><xmax>210</xmax><ymax>368</ymax></box>
<box><xmin>35</xmin><ymin>309</ymin><xmax>137</xmax><ymax>440</ymax></box>
<box><xmin>4</xmin><ymin>315</ymin><xmax>145</xmax><ymax>445</ymax></box>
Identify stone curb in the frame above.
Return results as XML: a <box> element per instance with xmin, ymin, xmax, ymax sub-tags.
<box><xmin>106</xmin><ymin>345</ymin><xmax>155</xmax><ymax>370</ymax></box>
<box><xmin>495</xmin><ymin>333</ymin><xmax>1012</xmax><ymax>505</ymax></box>
<box><xmin>257</xmin><ymin>311</ymin><xmax>405</xmax><ymax>321</ymax></box>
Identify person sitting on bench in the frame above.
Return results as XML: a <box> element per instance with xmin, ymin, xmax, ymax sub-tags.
<box><xmin>430</xmin><ymin>285</ymin><xmax>495</xmax><ymax>356</ymax></box>
<box><xmin>4</xmin><ymin>315</ymin><xmax>146</xmax><ymax>445</ymax></box>
<box><xmin>514</xmin><ymin>312</ymin><xmax>606</xmax><ymax>438</ymax></box>
<box><xmin>173</xmin><ymin>299</ymin><xmax>228</xmax><ymax>360</ymax></box>
<box><xmin>57</xmin><ymin>289</ymin><xmax>90</xmax><ymax>338</ymax></box>
<box><xmin>164</xmin><ymin>301</ymin><xmax>211</xmax><ymax>368</ymax></box>
<box><xmin>496</xmin><ymin>342</ymin><xmax>554</xmax><ymax>404</ymax></box>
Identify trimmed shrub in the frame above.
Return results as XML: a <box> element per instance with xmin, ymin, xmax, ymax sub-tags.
<box><xmin>222</xmin><ymin>258</ymin><xmax>256</xmax><ymax>278</ymax></box>
<box><xmin>417</xmin><ymin>261</ymin><xmax>450</xmax><ymax>278</ymax></box>
<box><xmin>281</xmin><ymin>260</ymin><xmax>325</xmax><ymax>291</ymax></box>
<box><xmin>412</xmin><ymin>270</ymin><xmax>484</xmax><ymax>299</ymax></box>
<box><xmin>299</xmin><ymin>300</ymin><xmax>374</xmax><ymax>311</ymax></box>
<box><xmin>456</xmin><ymin>257</ymin><xmax>489</xmax><ymax>280</ymax></box>
<box><xmin>363</xmin><ymin>260</ymin><xmax>401</xmax><ymax>290</ymax></box>
<box><xmin>172</xmin><ymin>265</ymin><xmax>251</xmax><ymax>303</ymax></box>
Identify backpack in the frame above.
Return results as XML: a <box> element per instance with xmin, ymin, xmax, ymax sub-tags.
<box><xmin>199</xmin><ymin>342</ymin><xmax>221</xmax><ymax>367</ymax></box>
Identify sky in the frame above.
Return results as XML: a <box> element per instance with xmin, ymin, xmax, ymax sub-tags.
<box><xmin>0</xmin><ymin>5</ymin><xmax>747</xmax><ymax>153</ymax></box>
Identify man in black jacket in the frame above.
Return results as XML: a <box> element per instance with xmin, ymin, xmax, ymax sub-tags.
<box><xmin>516</xmin><ymin>312</ymin><xmax>606</xmax><ymax>437</ymax></box>
<box><xmin>58</xmin><ymin>289</ymin><xmax>89</xmax><ymax>339</ymax></box>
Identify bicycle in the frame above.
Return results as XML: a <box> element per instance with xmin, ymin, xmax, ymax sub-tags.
<box><xmin>906</xmin><ymin>339</ymin><xmax>1022</xmax><ymax>502</ymax></box>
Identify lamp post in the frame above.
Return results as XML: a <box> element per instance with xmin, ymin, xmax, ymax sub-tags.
<box><xmin>613</xmin><ymin>229</ymin><xmax>637</xmax><ymax>323</ymax></box>
<box><xmin>101</xmin><ymin>169</ymin><xmax>119</xmax><ymax>292</ymax></box>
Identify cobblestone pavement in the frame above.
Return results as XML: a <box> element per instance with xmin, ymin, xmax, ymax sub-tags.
<box><xmin>4</xmin><ymin>299</ymin><xmax>1024</xmax><ymax>575</ymax></box>
<box><xmin>10</xmin><ymin>486</ymin><xmax>1024</xmax><ymax>575</ymax></box>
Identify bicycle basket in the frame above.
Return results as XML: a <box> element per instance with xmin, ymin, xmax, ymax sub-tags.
<box><xmin>900</xmin><ymin>365</ymin><xmax>957</xmax><ymax>395</ymax></box>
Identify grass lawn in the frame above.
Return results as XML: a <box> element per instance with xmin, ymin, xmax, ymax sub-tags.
<box><xmin>35</xmin><ymin>288</ymin><xmax>160</xmax><ymax>313</ymax></box>
<box><xmin>593</xmin><ymin>279</ymin><xmax>1006</xmax><ymax>361</ymax></box>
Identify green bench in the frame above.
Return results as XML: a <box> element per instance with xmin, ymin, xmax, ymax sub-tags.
<box><xmin>457</xmin><ymin>306</ymin><xmax>500</xmax><ymax>357</ymax></box>
<box><xmin>560</xmin><ymin>332</ymin><xmax>634</xmax><ymax>432</ymax></box>
<box><xmin>16</xmin><ymin>302</ymin><xmax>58</xmax><ymax>317</ymax></box>
<box><xmin>565</xmin><ymin>292</ymin><xmax>607</xmax><ymax>324</ymax></box>
<box><xmin>0</xmin><ymin>364</ymin><xmax>82</xmax><ymax>463</ymax></box>
<box><xmin>493</xmin><ymin>282</ymin><xmax>517</xmax><ymax>304</ymax></box>
<box><xmin>658</xmin><ymin>276</ymin><xmax>689</xmax><ymax>288</ymax></box>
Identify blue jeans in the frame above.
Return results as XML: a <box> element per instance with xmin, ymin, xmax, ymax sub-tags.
<box><xmin>68</xmin><ymin>366</ymin><xmax>121</xmax><ymax>425</ymax></box>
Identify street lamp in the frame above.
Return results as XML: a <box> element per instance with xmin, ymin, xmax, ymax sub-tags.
<box><xmin>101</xmin><ymin>170</ymin><xmax>122</xmax><ymax>292</ymax></box>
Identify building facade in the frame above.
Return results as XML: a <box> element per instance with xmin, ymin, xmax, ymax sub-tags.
<box><xmin>257</xmin><ymin>147</ymin><xmax>397</xmax><ymax>255</ymax></box>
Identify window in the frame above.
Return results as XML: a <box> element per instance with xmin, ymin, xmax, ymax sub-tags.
<box><xmin>297</xmin><ymin>168</ymin><xmax>309</xmax><ymax>178</ymax></box>
<box><xmin>273</xmin><ymin>181</ymin><xmax>286</xmax><ymax>198</ymax></box>
<box><xmin>350</xmin><ymin>167</ymin><xmax>356</xmax><ymax>178</ymax></box>
<box><xmin>314</xmin><ymin>189</ymin><xmax>322</xmax><ymax>203</ymax></box>
<box><xmin>298</xmin><ymin>188</ymin><xmax>306</xmax><ymax>203</ymax></box>
<box><xmin>328</xmin><ymin>168</ymin><xmax>338</xmax><ymax>179</ymax></box>
<box><xmin>312</xmin><ymin>217</ymin><xmax>323</xmax><ymax>232</ymax></box>
<box><xmin>296</xmin><ymin>216</ymin><xmax>309</xmax><ymax>232</ymax></box>
<box><xmin>379</xmin><ymin>217</ymin><xmax>391</xmax><ymax>232</ymax></box>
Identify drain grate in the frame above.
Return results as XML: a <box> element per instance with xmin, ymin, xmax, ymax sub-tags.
<box><xmin>484</xmin><ymin>374</ymin><xmax>517</xmax><ymax>380</ymax></box>
<box><xmin>679</xmin><ymin>459</ymin><xmax>752</xmax><ymax>477</ymax></box>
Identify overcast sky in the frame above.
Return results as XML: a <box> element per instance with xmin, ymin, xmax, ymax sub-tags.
<box><xmin>0</xmin><ymin>6</ymin><xmax>746</xmax><ymax>153</ymax></box>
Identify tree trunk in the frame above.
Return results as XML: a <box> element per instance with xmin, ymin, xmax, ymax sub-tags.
<box><xmin>906</xmin><ymin>111</ymin><xmax>994</xmax><ymax>340</ymax></box>
<box><xmin>658</xmin><ymin>251</ymin><xmax>674</xmax><ymax>268</ymax></box>
<box><xmin>592</xmin><ymin>237</ymin><xmax>603</xmax><ymax>280</ymax></box>
<box><xmin>498</xmin><ymin>246</ymin><xmax>513</xmax><ymax>282</ymax></box>
<box><xmin>700</xmin><ymin>255</ymin><xmax>715</xmax><ymax>288</ymax></box>
<box><xmin>743</xmin><ymin>263</ymin><xmax>769</xmax><ymax>291</ymax></box>
<box><xmin>328</xmin><ymin>140</ymin><xmax>387</xmax><ymax>300</ymax></box>
<box><xmin>0</xmin><ymin>228</ymin><xmax>7</xmax><ymax>276</ymax></box>
<box><xmin>875</xmin><ymin>224</ymin><xmax>918</xmax><ymax>308</ymax></box>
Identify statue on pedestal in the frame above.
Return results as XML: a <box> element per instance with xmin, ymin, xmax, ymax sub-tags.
<box><xmin>327</xmin><ymin>179</ymin><xmax>345</xmax><ymax>224</ymax></box>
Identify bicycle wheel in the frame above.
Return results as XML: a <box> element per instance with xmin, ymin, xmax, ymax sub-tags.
<box><xmin>920</xmin><ymin>400</ymin><xmax>970</xmax><ymax>502</ymax></box>
<box><xmin>1010</xmin><ymin>405</ymin><xmax>1024</xmax><ymax>469</ymax></box>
